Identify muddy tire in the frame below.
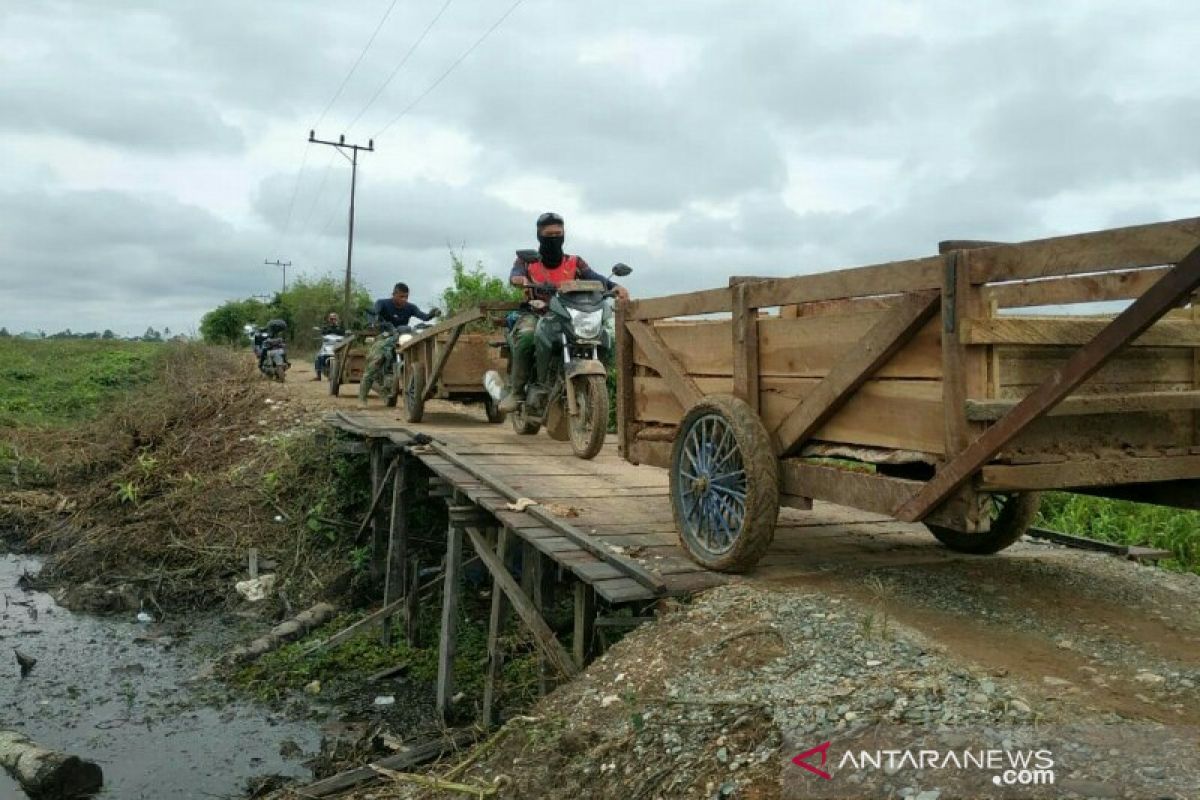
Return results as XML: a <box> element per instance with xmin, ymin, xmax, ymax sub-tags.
<box><xmin>328</xmin><ymin>358</ymin><xmax>340</xmax><ymax>396</ymax></box>
<box><xmin>404</xmin><ymin>367</ymin><xmax>425</xmax><ymax>423</ymax></box>
<box><xmin>568</xmin><ymin>375</ymin><xmax>608</xmax><ymax>460</ymax></box>
<box><xmin>484</xmin><ymin>395</ymin><xmax>505</xmax><ymax>424</ymax></box>
<box><xmin>385</xmin><ymin>374</ymin><xmax>399</xmax><ymax>408</ymax></box>
<box><xmin>511</xmin><ymin>406</ymin><xmax>540</xmax><ymax>436</ymax></box>
<box><xmin>925</xmin><ymin>492</ymin><xmax>1041</xmax><ymax>554</ymax></box>
<box><xmin>669</xmin><ymin>394</ymin><xmax>779</xmax><ymax>573</ymax></box>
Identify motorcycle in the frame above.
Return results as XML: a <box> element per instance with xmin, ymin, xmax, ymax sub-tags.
<box><xmin>486</xmin><ymin>262</ymin><xmax>632</xmax><ymax>460</ymax></box>
<box><xmin>313</xmin><ymin>328</ymin><xmax>346</xmax><ymax>381</ymax></box>
<box><xmin>258</xmin><ymin>335</ymin><xmax>289</xmax><ymax>382</ymax></box>
<box><xmin>382</xmin><ymin>322</ymin><xmax>433</xmax><ymax>407</ymax></box>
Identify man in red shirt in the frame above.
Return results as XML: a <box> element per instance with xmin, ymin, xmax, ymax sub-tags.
<box><xmin>499</xmin><ymin>212</ymin><xmax>628</xmax><ymax>413</ymax></box>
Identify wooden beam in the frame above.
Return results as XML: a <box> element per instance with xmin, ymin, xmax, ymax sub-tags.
<box><xmin>423</xmin><ymin>323</ymin><xmax>466</xmax><ymax>401</ymax></box>
<box><xmin>983</xmin><ymin>266</ymin><xmax>1171</xmax><ymax>309</ymax></box>
<box><xmin>355</xmin><ymin>458</ymin><xmax>397</xmax><ymax>543</ymax></box>
<box><xmin>436</xmin><ymin>521</ymin><xmax>464</xmax><ymax>722</ymax></box>
<box><xmin>961</xmin><ymin>317</ymin><xmax>1200</xmax><ymax>347</ymax></box>
<box><xmin>573</xmin><ymin>582</ymin><xmax>596</xmax><ymax>669</ymax></box>
<box><xmin>967</xmin><ymin>215</ymin><xmax>1200</xmax><ymax>284</ymax></box>
<box><xmin>615</xmin><ymin>300</ymin><xmax>639</xmax><ymax>461</ymax></box>
<box><xmin>463</xmin><ymin>526</ymin><xmax>579</xmax><ymax>679</ymax></box>
<box><xmin>306</xmin><ymin>596</ymin><xmax>407</xmax><ymax>653</ymax></box>
<box><xmin>1075</xmin><ymin>480</ymin><xmax>1200</xmax><ymax>511</ymax></box>
<box><xmin>979</xmin><ymin>455</ymin><xmax>1200</xmax><ymax>491</ymax></box>
<box><xmin>626</xmin><ymin>286</ymin><xmax>732</xmax><ymax>321</ymax></box>
<box><xmin>741</xmin><ymin>255</ymin><xmax>944</xmax><ymax>309</ymax></box>
<box><xmin>772</xmin><ymin>290</ymin><xmax>940</xmax><ymax>456</ymax></box>
<box><xmin>896</xmin><ymin>243</ymin><xmax>1200</xmax><ymax>522</ymax></box>
<box><xmin>939</xmin><ymin>239</ymin><xmax>1006</xmax><ymax>253</ymax></box>
<box><xmin>966</xmin><ymin>390</ymin><xmax>1200</xmax><ymax>421</ymax></box>
<box><xmin>482</xmin><ymin>528</ymin><xmax>511</xmax><ymax>728</ymax></box>
<box><xmin>295</xmin><ymin>729</ymin><xmax>478</xmax><ymax>797</ymax></box>
<box><xmin>731</xmin><ymin>282</ymin><xmax>760</xmax><ymax>413</ymax></box>
<box><xmin>625</xmin><ymin>320</ymin><xmax>704</xmax><ymax>411</ymax></box>
<box><xmin>397</xmin><ymin>306</ymin><xmax>484</xmax><ymax>350</ymax></box>
<box><xmin>381</xmin><ymin>455</ymin><xmax>407</xmax><ymax>647</ymax></box>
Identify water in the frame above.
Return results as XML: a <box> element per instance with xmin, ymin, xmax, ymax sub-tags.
<box><xmin>0</xmin><ymin>553</ymin><xmax>322</xmax><ymax>799</ymax></box>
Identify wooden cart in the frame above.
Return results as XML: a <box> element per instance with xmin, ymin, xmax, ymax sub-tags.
<box><xmin>615</xmin><ymin>217</ymin><xmax>1200</xmax><ymax>572</ymax></box>
<box><xmin>327</xmin><ymin>334</ymin><xmax>367</xmax><ymax>396</ymax></box>
<box><xmin>394</xmin><ymin>303</ymin><xmax>518</xmax><ymax>424</ymax></box>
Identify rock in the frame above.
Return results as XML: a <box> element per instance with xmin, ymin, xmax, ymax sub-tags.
<box><xmin>716</xmin><ymin>747</ymin><xmax>729</xmax><ymax>764</ymax></box>
<box><xmin>600</xmin><ymin>694</ymin><xmax>621</xmax><ymax>708</ymax></box>
<box><xmin>979</xmin><ymin>679</ymin><xmax>996</xmax><ymax>695</ymax></box>
<box><xmin>303</xmin><ymin>680</ymin><xmax>321</xmax><ymax>695</ymax></box>
<box><xmin>1134</xmin><ymin>671</ymin><xmax>1165</xmax><ymax>685</ymax></box>
<box><xmin>1139</xmin><ymin>765</ymin><xmax>1166</xmax><ymax>780</ymax></box>
<box><xmin>1042</xmin><ymin>676</ymin><xmax>1072</xmax><ymax>687</ymax></box>
<box><xmin>1010</xmin><ymin>699</ymin><xmax>1031</xmax><ymax>714</ymax></box>
<box><xmin>914</xmin><ymin>791</ymin><xmax>941</xmax><ymax>800</ymax></box>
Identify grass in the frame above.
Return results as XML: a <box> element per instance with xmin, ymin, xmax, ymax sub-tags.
<box><xmin>0</xmin><ymin>338</ymin><xmax>161</xmax><ymax>427</ymax></box>
<box><xmin>1037</xmin><ymin>492</ymin><xmax>1200</xmax><ymax>574</ymax></box>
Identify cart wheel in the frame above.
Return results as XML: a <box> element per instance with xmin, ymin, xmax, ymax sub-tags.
<box><xmin>328</xmin><ymin>358</ymin><xmax>341</xmax><ymax>396</ymax></box>
<box><xmin>925</xmin><ymin>492</ymin><xmax>1041</xmax><ymax>554</ymax></box>
<box><xmin>670</xmin><ymin>394</ymin><xmax>779</xmax><ymax>573</ymax></box>
<box><xmin>568</xmin><ymin>375</ymin><xmax>608</xmax><ymax>460</ymax></box>
<box><xmin>404</xmin><ymin>367</ymin><xmax>425</xmax><ymax>423</ymax></box>
<box><xmin>484</xmin><ymin>395</ymin><xmax>506</xmax><ymax>424</ymax></box>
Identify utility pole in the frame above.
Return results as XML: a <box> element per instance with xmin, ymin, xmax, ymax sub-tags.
<box><xmin>309</xmin><ymin>131</ymin><xmax>374</xmax><ymax>321</ymax></box>
<box><xmin>264</xmin><ymin>259</ymin><xmax>292</xmax><ymax>294</ymax></box>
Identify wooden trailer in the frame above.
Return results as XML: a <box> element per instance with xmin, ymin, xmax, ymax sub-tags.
<box><xmin>394</xmin><ymin>303</ymin><xmax>518</xmax><ymax>424</ymax></box>
<box><xmin>328</xmin><ymin>335</ymin><xmax>367</xmax><ymax>396</ymax></box>
<box><xmin>615</xmin><ymin>217</ymin><xmax>1200</xmax><ymax>571</ymax></box>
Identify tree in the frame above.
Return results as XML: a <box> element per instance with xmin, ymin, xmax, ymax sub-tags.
<box><xmin>440</xmin><ymin>250</ymin><xmax>521</xmax><ymax>316</ymax></box>
<box><xmin>272</xmin><ymin>275</ymin><xmax>370</xmax><ymax>341</ymax></box>
<box><xmin>102</xmin><ymin>329</ymin><xmax>115</xmax><ymax>340</ymax></box>
<box><xmin>0</xmin><ymin>328</ymin><xmax>10</xmax><ymax>338</ymax></box>
<box><xmin>200</xmin><ymin>298</ymin><xmax>269</xmax><ymax>345</ymax></box>
<box><xmin>143</xmin><ymin>327</ymin><xmax>162</xmax><ymax>342</ymax></box>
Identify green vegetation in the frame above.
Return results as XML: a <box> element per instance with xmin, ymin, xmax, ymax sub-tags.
<box><xmin>0</xmin><ymin>338</ymin><xmax>161</xmax><ymax>427</ymax></box>
<box><xmin>1037</xmin><ymin>492</ymin><xmax>1200</xmax><ymax>574</ymax></box>
<box><xmin>441</xmin><ymin>250</ymin><xmax>522</xmax><ymax>316</ymax></box>
<box><xmin>199</xmin><ymin>274</ymin><xmax>371</xmax><ymax>345</ymax></box>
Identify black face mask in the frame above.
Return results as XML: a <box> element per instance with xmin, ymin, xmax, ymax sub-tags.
<box><xmin>537</xmin><ymin>234</ymin><xmax>565</xmax><ymax>267</ymax></box>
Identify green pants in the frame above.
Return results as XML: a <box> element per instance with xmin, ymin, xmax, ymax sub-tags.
<box><xmin>358</xmin><ymin>333</ymin><xmax>397</xmax><ymax>400</ymax></box>
<box><xmin>511</xmin><ymin>312</ymin><xmax>612</xmax><ymax>393</ymax></box>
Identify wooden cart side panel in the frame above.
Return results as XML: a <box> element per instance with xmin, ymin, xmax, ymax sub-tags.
<box><xmin>437</xmin><ymin>333</ymin><xmax>506</xmax><ymax>390</ymax></box>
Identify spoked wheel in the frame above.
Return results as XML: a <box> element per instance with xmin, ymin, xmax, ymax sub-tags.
<box><xmin>568</xmin><ymin>375</ymin><xmax>608</xmax><ymax>460</ymax></box>
<box><xmin>404</xmin><ymin>366</ymin><xmax>425</xmax><ymax>423</ymax></box>
<box><xmin>483</xmin><ymin>395</ymin><xmax>505</xmax><ymax>424</ymax></box>
<box><xmin>925</xmin><ymin>492</ymin><xmax>1041</xmax><ymax>554</ymax></box>
<box><xmin>669</xmin><ymin>395</ymin><xmax>779</xmax><ymax>572</ymax></box>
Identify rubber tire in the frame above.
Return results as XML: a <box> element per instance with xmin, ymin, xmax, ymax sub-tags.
<box><xmin>669</xmin><ymin>394</ymin><xmax>779</xmax><ymax>573</ymax></box>
<box><xmin>568</xmin><ymin>375</ymin><xmax>608</xmax><ymax>460</ymax></box>
<box><xmin>328</xmin><ymin>358</ymin><xmax>341</xmax><ymax>396</ymax></box>
<box><xmin>511</xmin><ymin>407</ymin><xmax>540</xmax><ymax>436</ymax></box>
<box><xmin>404</xmin><ymin>367</ymin><xmax>425</xmax><ymax>423</ymax></box>
<box><xmin>484</xmin><ymin>395</ymin><xmax>505</xmax><ymax>424</ymax></box>
<box><xmin>385</xmin><ymin>376</ymin><xmax>399</xmax><ymax>408</ymax></box>
<box><xmin>925</xmin><ymin>492</ymin><xmax>1041</xmax><ymax>554</ymax></box>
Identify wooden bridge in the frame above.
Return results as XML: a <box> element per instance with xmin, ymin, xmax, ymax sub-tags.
<box><xmin>322</xmin><ymin>402</ymin><xmax>990</xmax><ymax>730</ymax></box>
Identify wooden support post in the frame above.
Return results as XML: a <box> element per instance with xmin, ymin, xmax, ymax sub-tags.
<box><xmin>381</xmin><ymin>455</ymin><xmax>407</xmax><ymax>647</ymax></box>
<box><xmin>731</xmin><ymin>282</ymin><xmax>760</xmax><ymax>413</ymax></box>
<box><xmin>572</xmin><ymin>582</ymin><xmax>596</xmax><ymax>669</ymax></box>
<box><xmin>423</xmin><ymin>324</ymin><xmax>466</xmax><ymax>401</ymax></box>
<box><xmin>369</xmin><ymin>441</ymin><xmax>385</xmax><ymax>582</ymax></box>
<box><xmin>405</xmin><ymin>557</ymin><xmax>420</xmax><ymax>647</ymax></box>
<box><xmin>941</xmin><ymin>251</ymin><xmax>972</xmax><ymax>458</ymax></box>
<box><xmin>463</xmin><ymin>527</ymin><xmax>578</xmax><ymax>679</ymax></box>
<box><xmin>436</xmin><ymin>521</ymin><xmax>464</xmax><ymax>722</ymax></box>
<box><xmin>482</xmin><ymin>528</ymin><xmax>511</xmax><ymax>728</ymax></box>
<box><xmin>898</xmin><ymin>243</ymin><xmax>1200</xmax><ymax>521</ymax></box>
<box><xmin>523</xmin><ymin>542</ymin><xmax>549</xmax><ymax>695</ymax></box>
<box><xmin>615</xmin><ymin>300</ymin><xmax>639</xmax><ymax>461</ymax></box>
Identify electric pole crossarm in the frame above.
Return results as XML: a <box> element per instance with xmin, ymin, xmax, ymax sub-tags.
<box><xmin>308</xmin><ymin>131</ymin><xmax>375</xmax><ymax>321</ymax></box>
<box><xmin>264</xmin><ymin>258</ymin><xmax>292</xmax><ymax>293</ymax></box>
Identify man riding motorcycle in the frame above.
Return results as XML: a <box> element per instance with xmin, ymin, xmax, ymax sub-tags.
<box><xmin>499</xmin><ymin>212</ymin><xmax>629</xmax><ymax>413</ymax></box>
<box><xmin>358</xmin><ymin>282</ymin><xmax>441</xmax><ymax>406</ymax></box>
<box><xmin>312</xmin><ymin>312</ymin><xmax>346</xmax><ymax>381</ymax></box>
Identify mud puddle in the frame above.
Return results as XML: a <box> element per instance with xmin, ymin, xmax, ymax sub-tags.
<box><xmin>0</xmin><ymin>552</ymin><xmax>322</xmax><ymax>799</ymax></box>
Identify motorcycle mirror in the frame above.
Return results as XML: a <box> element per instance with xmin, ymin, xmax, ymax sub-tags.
<box><xmin>610</xmin><ymin>263</ymin><xmax>632</xmax><ymax>278</ymax></box>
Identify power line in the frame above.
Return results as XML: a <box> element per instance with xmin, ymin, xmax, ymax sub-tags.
<box><xmin>344</xmin><ymin>0</ymin><xmax>456</xmax><ymax>133</ymax></box>
<box><xmin>313</xmin><ymin>0</ymin><xmax>404</xmax><ymax>131</ymax></box>
<box><xmin>373</xmin><ymin>0</ymin><xmax>524</xmax><ymax>140</ymax></box>
<box><xmin>274</xmin><ymin>141</ymin><xmax>312</xmax><ymax>249</ymax></box>
<box><xmin>297</xmin><ymin>149</ymin><xmax>341</xmax><ymax>238</ymax></box>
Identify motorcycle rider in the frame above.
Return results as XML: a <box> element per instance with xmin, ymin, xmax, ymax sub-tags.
<box><xmin>499</xmin><ymin>212</ymin><xmax>628</xmax><ymax>413</ymax></box>
<box><xmin>312</xmin><ymin>312</ymin><xmax>345</xmax><ymax>380</ymax></box>
<box><xmin>258</xmin><ymin>318</ymin><xmax>289</xmax><ymax>372</ymax></box>
<box><xmin>358</xmin><ymin>283</ymin><xmax>441</xmax><ymax>406</ymax></box>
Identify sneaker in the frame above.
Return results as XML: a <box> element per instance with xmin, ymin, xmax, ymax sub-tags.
<box><xmin>497</xmin><ymin>391</ymin><xmax>523</xmax><ymax>413</ymax></box>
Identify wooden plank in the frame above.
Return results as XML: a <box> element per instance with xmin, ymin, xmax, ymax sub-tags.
<box><xmin>773</xmin><ymin>290</ymin><xmax>940</xmax><ymax>456</ymax></box>
<box><xmin>979</xmin><ymin>455</ymin><xmax>1200</xmax><ymax>491</ymax></box>
<box><xmin>397</xmin><ymin>306</ymin><xmax>485</xmax><ymax>351</ymax></box>
<box><xmin>741</xmin><ymin>255</ymin><xmax>945</xmax><ymax>309</ymax></box>
<box><xmin>625</xmin><ymin>320</ymin><xmax>704</xmax><ymax>410</ymax></box>
<box><xmin>381</xmin><ymin>455</ymin><xmax>407</xmax><ymax>647</ymax></box>
<box><xmin>962</xmin><ymin>317</ymin><xmax>1200</xmax><ymax>347</ymax></box>
<box><xmin>482</xmin><ymin>528</ymin><xmax>510</xmax><ymax>728</ymax></box>
<box><xmin>897</xmin><ymin>243</ymin><xmax>1200</xmax><ymax>522</ymax></box>
<box><xmin>423</xmin><ymin>322</ymin><xmax>466</xmax><ymax>400</ymax></box>
<box><xmin>1194</xmin><ymin>303</ymin><xmax>1200</xmax><ymax>446</ymax></box>
<box><xmin>296</xmin><ymin>729</ymin><xmax>478</xmax><ymax>797</ymax></box>
<box><xmin>463</xmin><ymin>526</ymin><xmax>579</xmax><ymax>679</ymax></box>
<box><xmin>942</xmin><ymin>252</ymin><xmax>972</xmax><ymax>458</ymax></box>
<box><xmin>306</xmin><ymin>596</ymin><xmax>408</xmax><ymax>653</ymax></box>
<box><xmin>731</xmin><ymin>282</ymin><xmax>760</xmax><ymax>413</ymax></box>
<box><xmin>966</xmin><ymin>390</ymin><xmax>1200</xmax><ymax>421</ymax></box>
<box><xmin>983</xmin><ymin>266</ymin><xmax>1170</xmax><ymax>308</ymax></box>
<box><xmin>355</xmin><ymin>458</ymin><xmax>397</xmax><ymax>543</ymax></box>
<box><xmin>626</xmin><ymin>286</ymin><xmax>732</xmax><ymax>321</ymax></box>
<box><xmin>573</xmin><ymin>582</ymin><xmax>596</xmax><ymax>669</ymax></box>
<box><xmin>615</xmin><ymin>299</ymin><xmax>639</xmax><ymax>461</ymax></box>
<box><xmin>967</xmin><ymin>216</ymin><xmax>1200</xmax><ymax>283</ymax></box>
<box><xmin>436</xmin><ymin>522</ymin><xmax>463</xmax><ymax>721</ymax></box>
<box><xmin>1075</xmin><ymin>480</ymin><xmax>1200</xmax><ymax>511</ymax></box>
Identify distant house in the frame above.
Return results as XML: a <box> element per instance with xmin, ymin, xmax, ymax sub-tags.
<box><xmin>17</xmin><ymin>331</ymin><xmax>42</xmax><ymax>340</ymax></box>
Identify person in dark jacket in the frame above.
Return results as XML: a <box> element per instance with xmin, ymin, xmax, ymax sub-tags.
<box><xmin>359</xmin><ymin>283</ymin><xmax>441</xmax><ymax>405</ymax></box>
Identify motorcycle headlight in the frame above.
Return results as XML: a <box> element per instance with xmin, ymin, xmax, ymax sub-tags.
<box><xmin>567</xmin><ymin>308</ymin><xmax>603</xmax><ymax>339</ymax></box>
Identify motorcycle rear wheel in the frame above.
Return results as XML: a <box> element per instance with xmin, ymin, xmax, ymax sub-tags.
<box><xmin>404</xmin><ymin>366</ymin><xmax>425</xmax><ymax>423</ymax></box>
<box><xmin>568</xmin><ymin>374</ymin><xmax>608</xmax><ymax>460</ymax></box>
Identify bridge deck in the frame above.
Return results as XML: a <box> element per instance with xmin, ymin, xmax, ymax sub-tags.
<box><xmin>326</xmin><ymin>405</ymin><xmax>943</xmax><ymax>604</ymax></box>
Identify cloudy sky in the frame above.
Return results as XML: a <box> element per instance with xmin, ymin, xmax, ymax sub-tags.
<box><xmin>2</xmin><ymin>0</ymin><xmax>1198</xmax><ymax>336</ymax></box>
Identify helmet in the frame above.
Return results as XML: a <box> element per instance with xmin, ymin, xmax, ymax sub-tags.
<box><xmin>536</xmin><ymin>211</ymin><xmax>564</xmax><ymax>230</ymax></box>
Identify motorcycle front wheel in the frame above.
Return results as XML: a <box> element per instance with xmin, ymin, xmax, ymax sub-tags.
<box><xmin>568</xmin><ymin>374</ymin><xmax>608</xmax><ymax>460</ymax></box>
